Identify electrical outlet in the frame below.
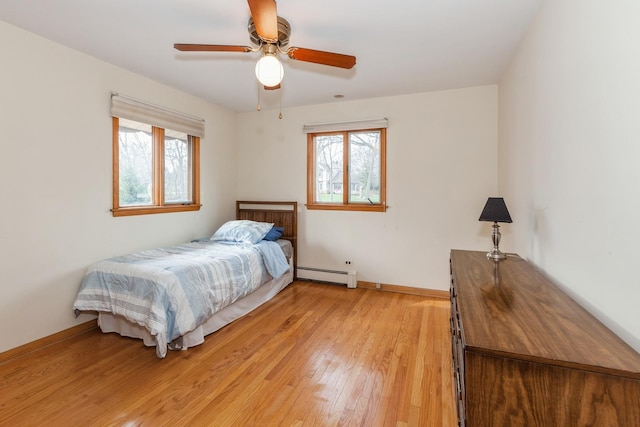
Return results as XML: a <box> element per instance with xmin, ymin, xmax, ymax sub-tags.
<box><xmin>345</xmin><ymin>260</ymin><xmax>351</xmax><ymax>265</ymax></box>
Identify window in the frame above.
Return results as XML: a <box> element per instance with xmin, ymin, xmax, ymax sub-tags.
<box><xmin>112</xmin><ymin>117</ymin><xmax>200</xmax><ymax>216</ymax></box>
<box><xmin>110</xmin><ymin>94</ymin><xmax>203</xmax><ymax>216</ymax></box>
<box><xmin>307</xmin><ymin>126</ymin><xmax>386</xmax><ymax>212</ymax></box>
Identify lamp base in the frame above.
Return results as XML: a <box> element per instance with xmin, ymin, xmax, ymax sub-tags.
<box><xmin>486</xmin><ymin>222</ymin><xmax>507</xmax><ymax>262</ymax></box>
<box><xmin>486</xmin><ymin>249</ymin><xmax>507</xmax><ymax>261</ymax></box>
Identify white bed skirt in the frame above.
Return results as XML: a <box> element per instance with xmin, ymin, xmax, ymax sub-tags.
<box><xmin>97</xmin><ymin>258</ymin><xmax>294</xmax><ymax>353</ymax></box>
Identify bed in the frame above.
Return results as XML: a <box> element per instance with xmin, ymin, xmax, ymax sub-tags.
<box><xmin>73</xmin><ymin>201</ymin><xmax>297</xmax><ymax>358</ymax></box>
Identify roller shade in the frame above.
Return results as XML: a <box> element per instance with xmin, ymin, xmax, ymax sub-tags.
<box><xmin>303</xmin><ymin>118</ymin><xmax>388</xmax><ymax>134</ymax></box>
<box><xmin>111</xmin><ymin>93</ymin><xmax>205</xmax><ymax>137</ymax></box>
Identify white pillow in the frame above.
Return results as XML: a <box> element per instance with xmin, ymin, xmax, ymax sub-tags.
<box><xmin>210</xmin><ymin>220</ymin><xmax>274</xmax><ymax>244</ymax></box>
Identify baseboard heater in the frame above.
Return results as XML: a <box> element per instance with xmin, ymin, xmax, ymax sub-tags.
<box><xmin>297</xmin><ymin>266</ymin><xmax>357</xmax><ymax>288</ymax></box>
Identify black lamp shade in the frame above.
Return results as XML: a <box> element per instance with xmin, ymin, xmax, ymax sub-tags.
<box><xmin>479</xmin><ymin>197</ymin><xmax>512</xmax><ymax>223</ymax></box>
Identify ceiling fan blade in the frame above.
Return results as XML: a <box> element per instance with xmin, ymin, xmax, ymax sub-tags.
<box><xmin>247</xmin><ymin>0</ymin><xmax>278</xmax><ymax>42</ymax></box>
<box><xmin>174</xmin><ymin>44</ymin><xmax>252</xmax><ymax>53</ymax></box>
<box><xmin>287</xmin><ymin>47</ymin><xmax>356</xmax><ymax>69</ymax></box>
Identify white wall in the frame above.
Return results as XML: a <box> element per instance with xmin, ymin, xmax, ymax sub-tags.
<box><xmin>237</xmin><ymin>86</ymin><xmax>498</xmax><ymax>290</ymax></box>
<box><xmin>0</xmin><ymin>22</ymin><xmax>238</xmax><ymax>353</ymax></box>
<box><xmin>499</xmin><ymin>1</ymin><xmax>640</xmax><ymax>351</ymax></box>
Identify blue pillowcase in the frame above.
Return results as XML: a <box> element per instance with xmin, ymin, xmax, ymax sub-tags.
<box><xmin>263</xmin><ymin>226</ymin><xmax>285</xmax><ymax>241</ymax></box>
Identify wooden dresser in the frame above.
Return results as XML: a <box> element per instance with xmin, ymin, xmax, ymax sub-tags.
<box><xmin>449</xmin><ymin>250</ymin><xmax>640</xmax><ymax>426</ymax></box>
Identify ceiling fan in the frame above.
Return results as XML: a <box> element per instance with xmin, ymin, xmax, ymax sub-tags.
<box><xmin>174</xmin><ymin>0</ymin><xmax>356</xmax><ymax>90</ymax></box>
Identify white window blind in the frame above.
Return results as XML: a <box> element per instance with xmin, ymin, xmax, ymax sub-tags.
<box><xmin>303</xmin><ymin>118</ymin><xmax>388</xmax><ymax>134</ymax></box>
<box><xmin>111</xmin><ymin>93</ymin><xmax>205</xmax><ymax>137</ymax></box>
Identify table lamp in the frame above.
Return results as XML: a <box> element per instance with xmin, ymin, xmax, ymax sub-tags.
<box><xmin>479</xmin><ymin>197</ymin><xmax>512</xmax><ymax>261</ymax></box>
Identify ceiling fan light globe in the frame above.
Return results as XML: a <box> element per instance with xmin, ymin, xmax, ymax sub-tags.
<box><xmin>255</xmin><ymin>55</ymin><xmax>284</xmax><ymax>87</ymax></box>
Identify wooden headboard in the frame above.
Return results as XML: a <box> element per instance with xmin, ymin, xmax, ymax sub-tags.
<box><xmin>236</xmin><ymin>201</ymin><xmax>297</xmax><ymax>278</ymax></box>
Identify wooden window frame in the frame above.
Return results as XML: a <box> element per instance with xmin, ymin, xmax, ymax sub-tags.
<box><xmin>306</xmin><ymin>128</ymin><xmax>387</xmax><ymax>212</ymax></box>
<box><xmin>111</xmin><ymin>117</ymin><xmax>201</xmax><ymax>217</ymax></box>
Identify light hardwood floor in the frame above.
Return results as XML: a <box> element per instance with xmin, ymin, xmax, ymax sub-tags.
<box><xmin>0</xmin><ymin>281</ymin><xmax>456</xmax><ymax>426</ymax></box>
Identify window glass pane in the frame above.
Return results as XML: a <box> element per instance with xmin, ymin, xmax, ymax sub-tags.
<box><xmin>119</xmin><ymin>118</ymin><xmax>152</xmax><ymax>206</ymax></box>
<box><xmin>348</xmin><ymin>131</ymin><xmax>381</xmax><ymax>204</ymax></box>
<box><xmin>314</xmin><ymin>134</ymin><xmax>344</xmax><ymax>203</ymax></box>
<box><xmin>164</xmin><ymin>129</ymin><xmax>191</xmax><ymax>204</ymax></box>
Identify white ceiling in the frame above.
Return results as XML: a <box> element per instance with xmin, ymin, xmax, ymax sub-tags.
<box><xmin>0</xmin><ymin>0</ymin><xmax>540</xmax><ymax>112</ymax></box>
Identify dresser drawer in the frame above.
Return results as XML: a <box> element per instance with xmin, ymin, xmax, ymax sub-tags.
<box><xmin>450</xmin><ymin>283</ymin><xmax>466</xmax><ymax>427</ymax></box>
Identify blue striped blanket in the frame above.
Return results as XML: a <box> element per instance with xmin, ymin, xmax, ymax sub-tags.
<box><xmin>73</xmin><ymin>240</ymin><xmax>289</xmax><ymax>357</ymax></box>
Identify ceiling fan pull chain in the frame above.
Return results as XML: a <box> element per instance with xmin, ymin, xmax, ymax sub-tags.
<box><xmin>257</xmin><ymin>83</ymin><xmax>261</xmax><ymax>111</ymax></box>
<box><xmin>279</xmin><ymin>85</ymin><xmax>283</xmax><ymax>119</ymax></box>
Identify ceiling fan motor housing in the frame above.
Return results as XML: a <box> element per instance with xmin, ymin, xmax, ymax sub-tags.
<box><xmin>248</xmin><ymin>16</ymin><xmax>291</xmax><ymax>47</ymax></box>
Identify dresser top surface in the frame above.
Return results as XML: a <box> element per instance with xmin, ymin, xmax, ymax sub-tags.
<box><xmin>450</xmin><ymin>250</ymin><xmax>640</xmax><ymax>376</ymax></box>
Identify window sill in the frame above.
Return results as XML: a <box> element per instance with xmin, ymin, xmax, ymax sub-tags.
<box><xmin>112</xmin><ymin>204</ymin><xmax>201</xmax><ymax>217</ymax></box>
<box><xmin>305</xmin><ymin>203</ymin><xmax>386</xmax><ymax>212</ymax></box>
